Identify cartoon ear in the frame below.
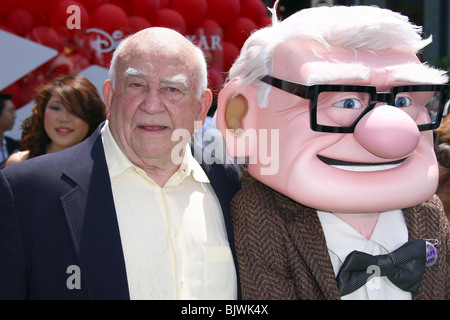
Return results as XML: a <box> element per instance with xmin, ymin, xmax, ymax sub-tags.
<box><xmin>225</xmin><ymin>94</ymin><xmax>248</xmax><ymax>131</ymax></box>
<box><xmin>216</xmin><ymin>78</ymin><xmax>258</xmax><ymax>158</ymax></box>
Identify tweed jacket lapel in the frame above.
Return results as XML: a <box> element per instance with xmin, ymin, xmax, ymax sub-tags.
<box><xmin>403</xmin><ymin>197</ymin><xmax>449</xmax><ymax>300</ymax></box>
<box><xmin>273</xmin><ymin>190</ymin><xmax>341</xmax><ymax>299</ymax></box>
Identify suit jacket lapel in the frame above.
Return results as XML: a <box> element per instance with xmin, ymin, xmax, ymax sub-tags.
<box><xmin>279</xmin><ymin>194</ymin><xmax>341</xmax><ymax>299</ymax></box>
<box><xmin>403</xmin><ymin>198</ymin><xmax>444</xmax><ymax>300</ymax></box>
<box><xmin>61</xmin><ymin>127</ymin><xmax>129</xmax><ymax>299</ymax></box>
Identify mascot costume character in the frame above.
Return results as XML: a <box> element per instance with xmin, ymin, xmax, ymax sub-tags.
<box><xmin>216</xmin><ymin>3</ymin><xmax>449</xmax><ymax>299</ymax></box>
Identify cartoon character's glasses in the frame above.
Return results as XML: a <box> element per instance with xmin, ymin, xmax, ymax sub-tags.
<box><xmin>260</xmin><ymin>75</ymin><xmax>450</xmax><ymax>133</ymax></box>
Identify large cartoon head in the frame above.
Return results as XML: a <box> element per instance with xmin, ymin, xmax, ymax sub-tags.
<box><xmin>216</xmin><ymin>4</ymin><xmax>449</xmax><ymax>213</ymax></box>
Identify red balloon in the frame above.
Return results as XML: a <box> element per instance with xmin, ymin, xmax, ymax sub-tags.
<box><xmin>152</xmin><ymin>9</ymin><xmax>186</xmax><ymax>34</ymax></box>
<box><xmin>26</xmin><ymin>26</ymin><xmax>65</xmax><ymax>52</ymax></box>
<box><xmin>160</xmin><ymin>0</ymin><xmax>170</xmax><ymax>9</ymax></box>
<box><xmin>17</xmin><ymin>0</ymin><xmax>56</xmax><ymax>14</ymax></box>
<box><xmin>48</xmin><ymin>53</ymin><xmax>74</xmax><ymax>78</ymax></box>
<box><xmin>93</xmin><ymin>51</ymin><xmax>113</xmax><ymax>68</ymax></box>
<box><xmin>240</xmin><ymin>0</ymin><xmax>268</xmax><ymax>25</ymax></box>
<box><xmin>49</xmin><ymin>0</ymin><xmax>89</xmax><ymax>41</ymax></box>
<box><xmin>193</xmin><ymin>19</ymin><xmax>223</xmax><ymax>50</ymax></box>
<box><xmin>20</xmin><ymin>67</ymin><xmax>49</xmax><ymax>103</ymax></box>
<box><xmin>131</xmin><ymin>0</ymin><xmax>160</xmax><ymax>22</ymax></box>
<box><xmin>222</xmin><ymin>41</ymin><xmax>240</xmax><ymax>73</ymax></box>
<box><xmin>32</xmin><ymin>13</ymin><xmax>50</xmax><ymax>27</ymax></box>
<box><xmin>128</xmin><ymin>16</ymin><xmax>152</xmax><ymax>34</ymax></box>
<box><xmin>77</xmin><ymin>31</ymin><xmax>116</xmax><ymax>67</ymax></box>
<box><xmin>0</xmin><ymin>0</ymin><xmax>17</xmax><ymax>15</ymax></box>
<box><xmin>205</xmin><ymin>0</ymin><xmax>240</xmax><ymax>27</ymax></box>
<box><xmin>0</xmin><ymin>26</ymin><xmax>15</xmax><ymax>34</ymax></box>
<box><xmin>208</xmin><ymin>67</ymin><xmax>224</xmax><ymax>96</ymax></box>
<box><xmin>76</xmin><ymin>0</ymin><xmax>104</xmax><ymax>13</ymax></box>
<box><xmin>6</xmin><ymin>8</ymin><xmax>33</xmax><ymax>36</ymax></box>
<box><xmin>171</xmin><ymin>0</ymin><xmax>207</xmax><ymax>27</ymax></box>
<box><xmin>110</xmin><ymin>0</ymin><xmax>133</xmax><ymax>15</ymax></box>
<box><xmin>67</xmin><ymin>53</ymin><xmax>91</xmax><ymax>73</ymax></box>
<box><xmin>198</xmin><ymin>19</ymin><xmax>222</xmax><ymax>36</ymax></box>
<box><xmin>258</xmin><ymin>16</ymin><xmax>272</xmax><ymax>28</ymax></box>
<box><xmin>224</xmin><ymin>16</ymin><xmax>257</xmax><ymax>48</ymax></box>
<box><xmin>89</xmin><ymin>4</ymin><xmax>129</xmax><ymax>33</ymax></box>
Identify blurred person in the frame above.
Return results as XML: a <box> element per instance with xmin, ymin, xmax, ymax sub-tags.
<box><xmin>0</xmin><ymin>27</ymin><xmax>241</xmax><ymax>300</ymax></box>
<box><xmin>5</xmin><ymin>75</ymin><xmax>105</xmax><ymax>167</ymax></box>
<box><xmin>0</xmin><ymin>93</ymin><xmax>20</xmax><ymax>167</ymax></box>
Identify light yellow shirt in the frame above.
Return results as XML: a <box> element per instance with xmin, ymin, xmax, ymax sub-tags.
<box><xmin>101</xmin><ymin>122</ymin><xmax>237</xmax><ymax>300</ymax></box>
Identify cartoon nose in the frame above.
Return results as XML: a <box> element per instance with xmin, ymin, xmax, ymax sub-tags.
<box><xmin>354</xmin><ymin>105</ymin><xmax>420</xmax><ymax>159</ymax></box>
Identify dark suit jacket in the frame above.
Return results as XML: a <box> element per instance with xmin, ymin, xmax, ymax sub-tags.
<box><xmin>0</xmin><ymin>136</ymin><xmax>22</xmax><ymax>169</ymax></box>
<box><xmin>0</xmin><ymin>123</ymin><xmax>241</xmax><ymax>299</ymax></box>
<box><xmin>232</xmin><ymin>178</ymin><xmax>450</xmax><ymax>300</ymax></box>
<box><xmin>4</xmin><ymin>136</ymin><xmax>21</xmax><ymax>155</ymax></box>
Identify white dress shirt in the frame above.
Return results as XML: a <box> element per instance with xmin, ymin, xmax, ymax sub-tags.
<box><xmin>101</xmin><ymin>122</ymin><xmax>237</xmax><ymax>300</ymax></box>
<box><xmin>0</xmin><ymin>137</ymin><xmax>8</xmax><ymax>162</ymax></box>
<box><xmin>317</xmin><ymin>210</ymin><xmax>412</xmax><ymax>300</ymax></box>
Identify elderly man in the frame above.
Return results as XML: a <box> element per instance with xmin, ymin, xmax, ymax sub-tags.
<box><xmin>0</xmin><ymin>27</ymin><xmax>241</xmax><ymax>300</ymax></box>
<box><xmin>216</xmin><ymin>4</ymin><xmax>449</xmax><ymax>299</ymax></box>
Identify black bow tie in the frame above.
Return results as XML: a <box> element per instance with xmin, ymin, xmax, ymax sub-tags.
<box><xmin>336</xmin><ymin>239</ymin><xmax>426</xmax><ymax>296</ymax></box>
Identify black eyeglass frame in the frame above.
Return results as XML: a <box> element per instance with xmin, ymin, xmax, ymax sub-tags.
<box><xmin>260</xmin><ymin>75</ymin><xmax>450</xmax><ymax>133</ymax></box>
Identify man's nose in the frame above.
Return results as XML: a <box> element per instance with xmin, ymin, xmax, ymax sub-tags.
<box><xmin>354</xmin><ymin>104</ymin><xmax>420</xmax><ymax>159</ymax></box>
<box><xmin>140</xmin><ymin>89</ymin><xmax>166</xmax><ymax>113</ymax></box>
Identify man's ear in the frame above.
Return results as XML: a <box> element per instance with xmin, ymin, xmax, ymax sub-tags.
<box><xmin>216</xmin><ymin>78</ymin><xmax>258</xmax><ymax>158</ymax></box>
<box><xmin>198</xmin><ymin>88</ymin><xmax>213</xmax><ymax>126</ymax></box>
<box><xmin>102</xmin><ymin>79</ymin><xmax>114</xmax><ymax>119</ymax></box>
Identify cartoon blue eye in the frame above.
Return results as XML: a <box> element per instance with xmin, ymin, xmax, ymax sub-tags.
<box><xmin>333</xmin><ymin>99</ymin><xmax>362</xmax><ymax>109</ymax></box>
<box><xmin>395</xmin><ymin>97</ymin><xmax>411</xmax><ymax>107</ymax></box>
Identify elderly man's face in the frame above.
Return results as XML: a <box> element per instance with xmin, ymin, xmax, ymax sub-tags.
<box><xmin>249</xmin><ymin>40</ymin><xmax>442</xmax><ymax>213</ymax></box>
<box><xmin>104</xmin><ymin>32</ymin><xmax>209</xmax><ymax>167</ymax></box>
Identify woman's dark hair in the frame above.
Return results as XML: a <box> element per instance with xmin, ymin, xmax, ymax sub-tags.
<box><xmin>22</xmin><ymin>75</ymin><xmax>106</xmax><ymax>158</ymax></box>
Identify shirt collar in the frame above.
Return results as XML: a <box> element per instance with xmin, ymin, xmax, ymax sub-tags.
<box><xmin>317</xmin><ymin>209</ymin><xmax>408</xmax><ymax>263</ymax></box>
<box><xmin>101</xmin><ymin>121</ymin><xmax>135</xmax><ymax>178</ymax></box>
<box><xmin>101</xmin><ymin>121</ymin><xmax>210</xmax><ymax>184</ymax></box>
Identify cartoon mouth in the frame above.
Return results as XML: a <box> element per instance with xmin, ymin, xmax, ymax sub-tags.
<box><xmin>317</xmin><ymin>155</ymin><xmax>406</xmax><ymax>172</ymax></box>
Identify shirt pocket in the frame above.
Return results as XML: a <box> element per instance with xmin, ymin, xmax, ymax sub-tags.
<box><xmin>203</xmin><ymin>246</ymin><xmax>237</xmax><ymax>299</ymax></box>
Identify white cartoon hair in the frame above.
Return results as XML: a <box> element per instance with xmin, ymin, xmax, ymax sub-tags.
<box><xmin>227</xmin><ymin>2</ymin><xmax>446</xmax><ymax>108</ymax></box>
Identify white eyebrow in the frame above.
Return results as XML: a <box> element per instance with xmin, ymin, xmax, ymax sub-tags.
<box><xmin>124</xmin><ymin>68</ymin><xmax>189</xmax><ymax>90</ymax></box>
<box><xmin>163</xmin><ymin>74</ymin><xmax>189</xmax><ymax>90</ymax></box>
<box><xmin>305</xmin><ymin>62</ymin><xmax>371</xmax><ymax>85</ymax></box>
<box><xmin>388</xmin><ymin>63</ymin><xmax>449</xmax><ymax>84</ymax></box>
<box><xmin>125</xmin><ymin>67</ymin><xmax>146</xmax><ymax>78</ymax></box>
<box><xmin>305</xmin><ymin>61</ymin><xmax>449</xmax><ymax>86</ymax></box>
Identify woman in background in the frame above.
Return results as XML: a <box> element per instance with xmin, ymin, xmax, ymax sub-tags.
<box><xmin>5</xmin><ymin>75</ymin><xmax>105</xmax><ymax>166</ymax></box>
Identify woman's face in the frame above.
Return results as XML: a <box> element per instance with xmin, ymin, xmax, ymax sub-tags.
<box><xmin>44</xmin><ymin>94</ymin><xmax>90</xmax><ymax>153</ymax></box>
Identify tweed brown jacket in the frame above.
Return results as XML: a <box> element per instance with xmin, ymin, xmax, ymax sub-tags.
<box><xmin>231</xmin><ymin>178</ymin><xmax>450</xmax><ymax>300</ymax></box>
